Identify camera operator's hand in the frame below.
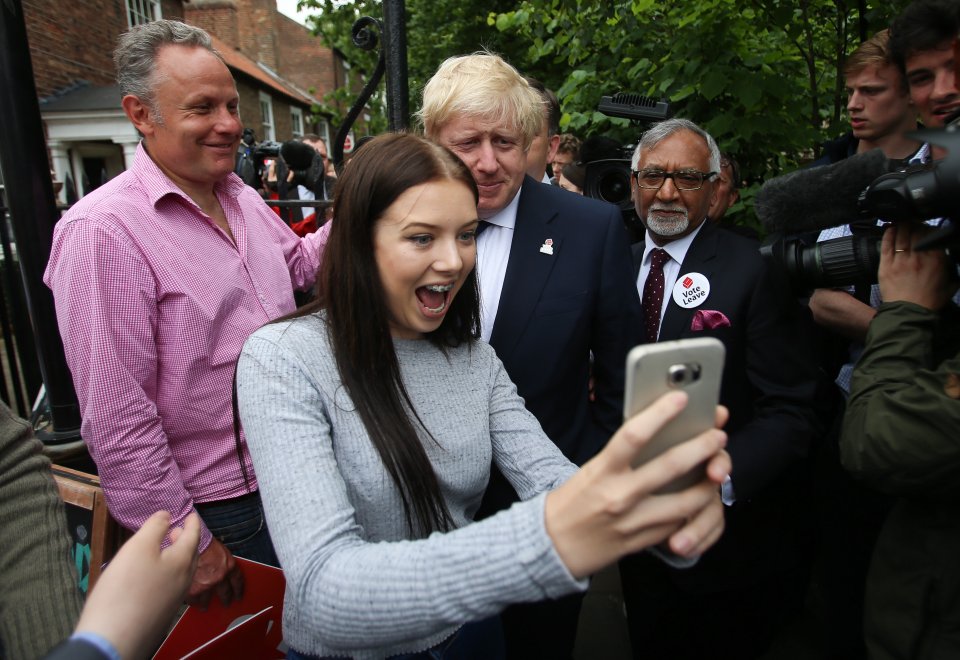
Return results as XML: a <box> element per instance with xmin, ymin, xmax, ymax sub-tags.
<box><xmin>880</xmin><ymin>222</ymin><xmax>959</xmax><ymax>311</ymax></box>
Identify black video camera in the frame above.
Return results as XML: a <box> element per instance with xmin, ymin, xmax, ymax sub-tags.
<box><xmin>762</xmin><ymin>119</ymin><xmax>960</xmax><ymax>292</ymax></box>
<box><xmin>583</xmin><ymin>94</ymin><xmax>670</xmax><ymax>240</ymax></box>
<box><xmin>234</xmin><ymin>128</ymin><xmax>323</xmax><ymax>195</ymax></box>
<box><xmin>235</xmin><ymin>128</ymin><xmax>281</xmax><ymax>190</ymax></box>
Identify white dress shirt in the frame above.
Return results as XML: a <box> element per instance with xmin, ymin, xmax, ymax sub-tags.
<box><xmin>477</xmin><ymin>189</ymin><xmax>523</xmax><ymax>342</ymax></box>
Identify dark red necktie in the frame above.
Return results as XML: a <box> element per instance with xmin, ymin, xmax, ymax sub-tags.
<box><xmin>642</xmin><ymin>248</ymin><xmax>670</xmax><ymax>343</ymax></box>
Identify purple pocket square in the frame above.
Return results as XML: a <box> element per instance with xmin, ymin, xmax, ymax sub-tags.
<box><xmin>691</xmin><ymin>309</ymin><xmax>731</xmax><ymax>331</ymax></box>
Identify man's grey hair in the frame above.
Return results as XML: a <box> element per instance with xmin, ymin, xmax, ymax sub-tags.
<box><xmin>114</xmin><ymin>20</ymin><xmax>222</xmax><ymax>113</ymax></box>
<box><xmin>631</xmin><ymin>118</ymin><xmax>722</xmax><ymax>175</ymax></box>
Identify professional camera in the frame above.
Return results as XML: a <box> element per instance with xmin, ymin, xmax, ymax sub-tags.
<box><xmin>758</xmin><ymin>117</ymin><xmax>960</xmax><ymax>293</ymax></box>
<box><xmin>234</xmin><ymin>128</ymin><xmax>321</xmax><ymax>194</ymax></box>
<box><xmin>583</xmin><ymin>94</ymin><xmax>670</xmax><ymax>240</ymax></box>
<box><xmin>287</xmin><ymin>152</ymin><xmax>331</xmax><ymax>200</ymax></box>
<box><xmin>760</xmin><ymin>223</ymin><xmax>883</xmax><ymax>292</ymax></box>
<box><xmin>235</xmin><ymin>128</ymin><xmax>282</xmax><ymax>190</ymax></box>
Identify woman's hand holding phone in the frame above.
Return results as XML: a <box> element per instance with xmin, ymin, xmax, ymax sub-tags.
<box><xmin>544</xmin><ymin>391</ymin><xmax>730</xmax><ymax>580</ymax></box>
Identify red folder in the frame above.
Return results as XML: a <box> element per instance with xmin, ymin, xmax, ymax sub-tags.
<box><xmin>154</xmin><ymin>558</ymin><xmax>286</xmax><ymax>659</ymax></box>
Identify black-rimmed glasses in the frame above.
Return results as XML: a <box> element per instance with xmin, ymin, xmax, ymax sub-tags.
<box><xmin>633</xmin><ymin>169</ymin><xmax>716</xmax><ymax>191</ymax></box>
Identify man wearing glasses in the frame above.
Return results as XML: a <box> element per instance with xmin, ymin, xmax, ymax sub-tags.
<box><xmin>620</xmin><ymin>118</ymin><xmax>823</xmax><ymax>660</ymax></box>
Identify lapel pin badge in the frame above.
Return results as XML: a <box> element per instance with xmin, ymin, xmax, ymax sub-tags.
<box><xmin>672</xmin><ymin>272</ymin><xmax>711</xmax><ymax>309</ymax></box>
<box><xmin>539</xmin><ymin>238</ymin><xmax>554</xmax><ymax>255</ymax></box>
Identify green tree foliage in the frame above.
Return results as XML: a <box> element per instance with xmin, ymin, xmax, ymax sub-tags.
<box><xmin>298</xmin><ymin>0</ymin><xmax>526</xmax><ymax>132</ymax></box>
<box><xmin>490</xmin><ymin>0</ymin><xmax>911</xmax><ymax>229</ymax></box>
<box><xmin>299</xmin><ymin>0</ymin><xmax>912</xmax><ymax>229</ymax></box>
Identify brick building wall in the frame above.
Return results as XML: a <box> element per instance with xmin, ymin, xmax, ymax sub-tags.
<box><xmin>229</xmin><ymin>0</ymin><xmax>278</xmax><ymax>70</ymax></box>
<box><xmin>235</xmin><ymin>79</ymin><xmax>297</xmax><ymax>143</ymax></box>
<box><xmin>183</xmin><ymin>0</ymin><xmax>239</xmax><ymax>48</ymax></box>
<box><xmin>25</xmin><ymin>0</ymin><xmax>184</xmax><ymax>99</ymax></box>
<box><xmin>187</xmin><ymin>0</ymin><xmax>342</xmax><ymax>142</ymax></box>
<box><xmin>24</xmin><ymin>0</ymin><xmax>344</xmax><ymax>150</ymax></box>
<box><xmin>275</xmin><ymin>14</ymin><xmax>338</xmax><ymax>101</ymax></box>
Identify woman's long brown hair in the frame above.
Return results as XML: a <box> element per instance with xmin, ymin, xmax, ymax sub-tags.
<box><xmin>288</xmin><ymin>133</ymin><xmax>481</xmax><ymax>536</ymax></box>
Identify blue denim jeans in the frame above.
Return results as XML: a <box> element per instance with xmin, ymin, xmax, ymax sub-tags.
<box><xmin>194</xmin><ymin>491</ymin><xmax>279</xmax><ymax>568</ymax></box>
<box><xmin>286</xmin><ymin>615</ymin><xmax>505</xmax><ymax>660</ymax></box>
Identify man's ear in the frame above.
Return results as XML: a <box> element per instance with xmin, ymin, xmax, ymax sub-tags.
<box><xmin>122</xmin><ymin>95</ymin><xmax>156</xmax><ymax>137</ymax></box>
<box><xmin>708</xmin><ymin>180</ymin><xmax>720</xmax><ymax>210</ymax></box>
<box><xmin>547</xmin><ymin>134</ymin><xmax>561</xmax><ymax>163</ymax></box>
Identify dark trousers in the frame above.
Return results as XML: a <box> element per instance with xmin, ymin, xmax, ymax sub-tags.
<box><xmin>499</xmin><ymin>593</ymin><xmax>584</xmax><ymax>660</ymax></box>
<box><xmin>803</xmin><ymin>397</ymin><xmax>891</xmax><ymax>659</ymax></box>
<box><xmin>194</xmin><ymin>491</ymin><xmax>279</xmax><ymax>568</ymax></box>
<box><xmin>619</xmin><ymin>552</ymin><xmax>806</xmax><ymax>660</ymax></box>
<box><xmin>477</xmin><ymin>468</ymin><xmax>584</xmax><ymax>659</ymax></box>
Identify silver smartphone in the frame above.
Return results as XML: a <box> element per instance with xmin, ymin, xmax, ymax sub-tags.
<box><xmin>623</xmin><ymin>337</ymin><xmax>725</xmax><ymax>493</ymax></box>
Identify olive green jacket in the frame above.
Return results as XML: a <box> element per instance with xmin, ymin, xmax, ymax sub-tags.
<box><xmin>841</xmin><ymin>301</ymin><xmax>960</xmax><ymax>660</ymax></box>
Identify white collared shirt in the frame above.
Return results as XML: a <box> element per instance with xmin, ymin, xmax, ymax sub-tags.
<box><xmin>636</xmin><ymin>221</ymin><xmax>707</xmax><ymax>339</ymax></box>
<box><xmin>477</xmin><ymin>189</ymin><xmax>523</xmax><ymax>342</ymax></box>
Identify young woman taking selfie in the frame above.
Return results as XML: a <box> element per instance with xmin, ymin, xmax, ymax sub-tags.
<box><xmin>236</xmin><ymin>133</ymin><xmax>730</xmax><ymax>660</ymax></box>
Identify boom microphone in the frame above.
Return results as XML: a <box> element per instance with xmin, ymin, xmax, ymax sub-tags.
<box><xmin>279</xmin><ymin>140</ymin><xmax>318</xmax><ymax>171</ymax></box>
<box><xmin>755</xmin><ymin>149</ymin><xmax>893</xmax><ymax>234</ymax></box>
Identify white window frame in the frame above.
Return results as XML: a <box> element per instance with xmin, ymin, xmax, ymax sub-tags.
<box><xmin>290</xmin><ymin>107</ymin><xmax>304</xmax><ymax>138</ymax></box>
<box><xmin>259</xmin><ymin>92</ymin><xmax>275</xmax><ymax>142</ymax></box>
<box><xmin>316</xmin><ymin>119</ymin><xmax>331</xmax><ymax>146</ymax></box>
<box><xmin>126</xmin><ymin>0</ymin><xmax>161</xmax><ymax>27</ymax></box>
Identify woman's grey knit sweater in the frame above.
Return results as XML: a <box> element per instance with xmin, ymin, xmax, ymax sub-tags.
<box><xmin>236</xmin><ymin>313</ymin><xmax>584</xmax><ymax>659</ymax></box>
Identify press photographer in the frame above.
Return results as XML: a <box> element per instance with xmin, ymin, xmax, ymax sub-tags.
<box><xmin>235</xmin><ymin>128</ymin><xmax>311</xmax><ymax>189</ymax></box>
<box><xmin>235</xmin><ymin>131</ymin><xmax>334</xmax><ymax>233</ymax></box>
<box><xmin>281</xmin><ymin>134</ymin><xmax>337</xmax><ymax>234</ymax></box>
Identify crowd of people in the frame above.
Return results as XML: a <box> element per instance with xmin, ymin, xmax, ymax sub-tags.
<box><xmin>1</xmin><ymin>1</ymin><xmax>958</xmax><ymax>659</ymax></box>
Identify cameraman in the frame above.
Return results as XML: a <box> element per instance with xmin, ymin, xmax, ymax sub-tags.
<box><xmin>276</xmin><ymin>134</ymin><xmax>336</xmax><ymax>236</ymax></box>
<box><xmin>292</xmin><ymin>134</ymin><xmax>335</xmax><ymax>222</ymax></box>
<box><xmin>839</xmin><ymin>219</ymin><xmax>960</xmax><ymax>659</ymax></box>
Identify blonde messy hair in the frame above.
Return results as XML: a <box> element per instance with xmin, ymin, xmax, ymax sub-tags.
<box><xmin>845</xmin><ymin>30</ymin><xmax>908</xmax><ymax>95</ymax></box>
<box><xmin>418</xmin><ymin>52</ymin><xmax>544</xmax><ymax>150</ymax></box>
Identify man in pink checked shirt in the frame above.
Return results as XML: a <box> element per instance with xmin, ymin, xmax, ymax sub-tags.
<box><xmin>43</xmin><ymin>20</ymin><xmax>328</xmax><ymax>607</ymax></box>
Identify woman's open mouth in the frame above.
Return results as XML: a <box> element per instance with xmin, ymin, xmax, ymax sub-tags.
<box><xmin>415</xmin><ymin>283</ymin><xmax>454</xmax><ymax>315</ymax></box>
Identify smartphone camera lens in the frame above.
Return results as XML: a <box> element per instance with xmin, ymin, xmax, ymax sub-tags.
<box><xmin>668</xmin><ymin>365</ymin><xmax>687</xmax><ymax>387</ymax></box>
<box><xmin>667</xmin><ymin>363</ymin><xmax>702</xmax><ymax>388</ymax></box>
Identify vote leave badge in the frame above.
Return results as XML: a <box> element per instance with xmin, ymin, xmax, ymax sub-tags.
<box><xmin>672</xmin><ymin>272</ymin><xmax>710</xmax><ymax>309</ymax></box>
